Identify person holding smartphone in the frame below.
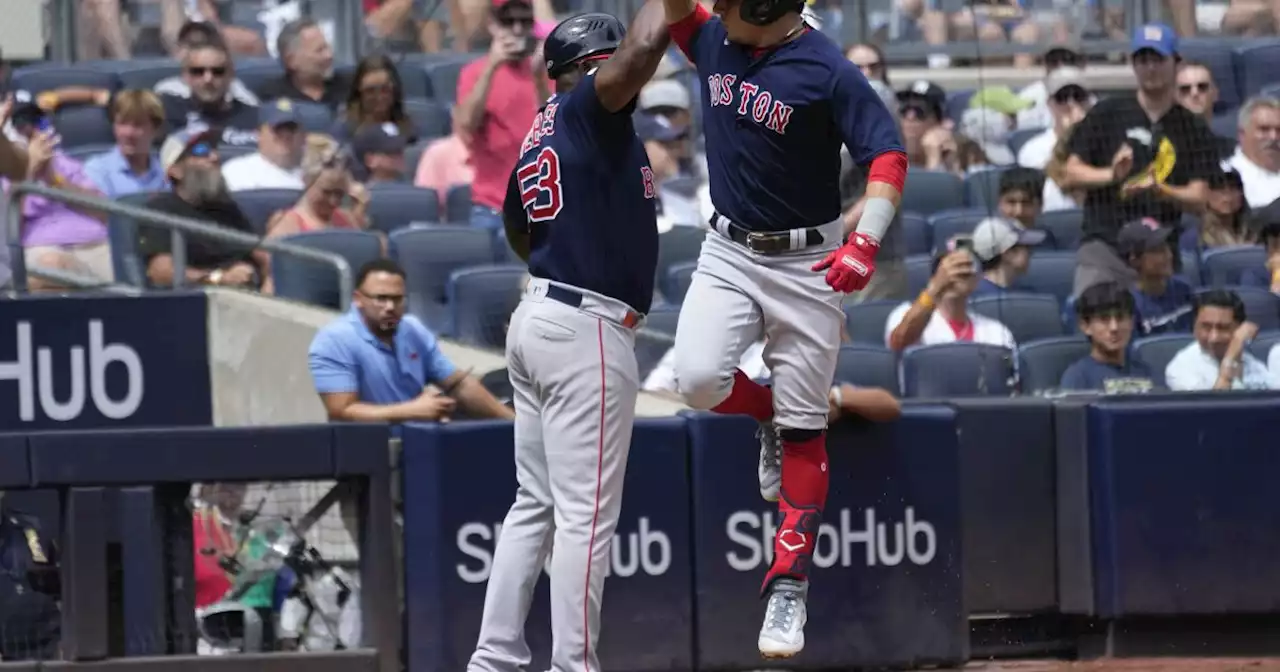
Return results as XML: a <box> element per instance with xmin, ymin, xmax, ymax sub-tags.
<box><xmin>885</xmin><ymin>236</ymin><xmax>1017</xmax><ymax>351</ymax></box>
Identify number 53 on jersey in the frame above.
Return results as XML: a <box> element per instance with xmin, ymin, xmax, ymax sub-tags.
<box><xmin>517</xmin><ymin>148</ymin><xmax>657</xmax><ymax>223</ymax></box>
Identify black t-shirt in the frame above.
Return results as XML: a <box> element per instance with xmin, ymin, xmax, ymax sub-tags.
<box><xmin>139</xmin><ymin>192</ymin><xmax>258</xmax><ymax>271</ymax></box>
<box><xmin>160</xmin><ymin>93</ymin><xmax>261</xmax><ymax>147</ymax></box>
<box><xmin>1068</xmin><ymin>96</ymin><xmax>1218</xmax><ymax>246</ymax></box>
<box><xmin>254</xmin><ymin>71</ymin><xmax>355</xmax><ymax>111</ymax></box>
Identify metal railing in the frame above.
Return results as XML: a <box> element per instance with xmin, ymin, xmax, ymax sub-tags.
<box><xmin>4</xmin><ymin>182</ymin><xmax>355</xmax><ymax>310</ymax></box>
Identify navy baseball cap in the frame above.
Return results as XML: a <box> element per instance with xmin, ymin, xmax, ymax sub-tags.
<box><xmin>352</xmin><ymin>122</ymin><xmax>409</xmax><ymax>158</ymax></box>
<box><xmin>1131</xmin><ymin>23</ymin><xmax>1177</xmax><ymax>58</ymax></box>
<box><xmin>1117</xmin><ymin>217</ymin><xmax>1173</xmax><ymax>257</ymax></box>
<box><xmin>259</xmin><ymin>98</ymin><xmax>300</xmax><ymax>128</ymax></box>
<box><xmin>635</xmin><ymin>113</ymin><xmax>689</xmax><ymax>143</ymax></box>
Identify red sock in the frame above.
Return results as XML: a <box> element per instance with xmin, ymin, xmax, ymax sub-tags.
<box><xmin>762</xmin><ymin>433</ymin><xmax>830</xmax><ymax>594</ymax></box>
<box><xmin>710</xmin><ymin>369</ymin><xmax>773</xmax><ymax>421</ymax></box>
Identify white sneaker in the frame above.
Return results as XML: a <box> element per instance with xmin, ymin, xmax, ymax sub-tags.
<box><xmin>756</xmin><ymin>421</ymin><xmax>781</xmax><ymax>502</ymax></box>
<box><xmin>758</xmin><ymin>578</ymin><xmax>807</xmax><ymax>659</ymax></box>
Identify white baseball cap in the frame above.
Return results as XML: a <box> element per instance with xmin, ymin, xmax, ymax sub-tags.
<box><xmin>639</xmin><ymin>79</ymin><xmax>691</xmax><ymax>112</ymax></box>
<box><xmin>972</xmin><ymin>217</ymin><xmax>1047</xmax><ymax>262</ymax></box>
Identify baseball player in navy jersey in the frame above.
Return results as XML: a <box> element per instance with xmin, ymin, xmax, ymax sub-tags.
<box><xmin>662</xmin><ymin>0</ymin><xmax>908</xmax><ymax>658</ymax></box>
<box><xmin>466</xmin><ymin>6</ymin><xmax>670</xmax><ymax>672</ymax></box>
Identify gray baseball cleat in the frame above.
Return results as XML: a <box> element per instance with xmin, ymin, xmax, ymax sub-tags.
<box><xmin>756</xmin><ymin>421</ymin><xmax>781</xmax><ymax>502</ymax></box>
<box><xmin>758</xmin><ymin>577</ymin><xmax>808</xmax><ymax>659</ymax></box>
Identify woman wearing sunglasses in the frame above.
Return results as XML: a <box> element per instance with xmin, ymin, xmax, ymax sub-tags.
<box><xmin>331</xmin><ymin>54</ymin><xmax>419</xmax><ymax>146</ymax></box>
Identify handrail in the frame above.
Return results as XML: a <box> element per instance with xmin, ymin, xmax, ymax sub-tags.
<box><xmin>4</xmin><ymin>182</ymin><xmax>354</xmax><ymax>310</ymax></box>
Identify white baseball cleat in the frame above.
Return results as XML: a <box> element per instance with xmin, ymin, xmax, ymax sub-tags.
<box><xmin>756</xmin><ymin>421</ymin><xmax>781</xmax><ymax>502</ymax></box>
<box><xmin>758</xmin><ymin>578</ymin><xmax>808</xmax><ymax>659</ymax></box>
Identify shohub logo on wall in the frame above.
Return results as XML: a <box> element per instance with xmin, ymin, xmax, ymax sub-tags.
<box><xmin>725</xmin><ymin>506</ymin><xmax>937</xmax><ymax>570</ymax></box>
<box><xmin>457</xmin><ymin>516</ymin><xmax>673</xmax><ymax>583</ymax></box>
<box><xmin>0</xmin><ymin>295</ymin><xmax>212</xmax><ymax>428</ymax></box>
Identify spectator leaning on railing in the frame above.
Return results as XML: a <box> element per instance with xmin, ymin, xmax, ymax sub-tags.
<box><xmin>1062</xmin><ymin>24</ymin><xmax>1218</xmax><ymax>296</ymax></box>
<box><xmin>308</xmin><ymin>259</ymin><xmax>514</xmax><ymax>426</ymax></box>
<box><xmin>1165</xmin><ymin>289</ymin><xmax>1271</xmax><ymax>391</ymax></box>
<box><xmin>140</xmin><ymin>127</ymin><xmax>267</xmax><ymax>289</ymax></box>
<box><xmin>1059</xmin><ymin>281</ymin><xmax>1156</xmax><ymax>393</ymax></box>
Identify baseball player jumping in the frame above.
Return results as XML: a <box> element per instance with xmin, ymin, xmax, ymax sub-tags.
<box><xmin>467</xmin><ymin>6</ymin><xmax>670</xmax><ymax>672</ymax></box>
<box><xmin>662</xmin><ymin>0</ymin><xmax>907</xmax><ymax>658</ymax></box>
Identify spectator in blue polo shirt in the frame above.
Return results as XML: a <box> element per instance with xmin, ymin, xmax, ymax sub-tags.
<box><xmin>83</xmin><ymin>90</ymin><xmax>169</xmax><ymax>199</ymax></box>
<box><xmin>308</xmin><ymin>258</ymin><xmax>514</xmax><ymax>424</ymax></box>
<box><xmin>1121</xmin><ymin>218</ymin><xmax>1194</xmax><ymax>336</ymax></box>
<box><xmin>1060</xmin><ymin>281</ymin><xmax>1155</xmax><ymax>393</ymax></box>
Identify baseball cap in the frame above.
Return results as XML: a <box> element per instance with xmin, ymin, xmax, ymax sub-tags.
<box><xmin>971</xmin><ymin>217</ymin><xmax>1047</xmax><ymax>262</ymax></box>
<box><xmin>1117</xmin><ymin>217</ymin><xmax>1173</xmax><ymax>257</ymax></box>
<box><xmin>160</xmin><ymin>125</ymin><xmax>222</xmax><ymax>174</ymax></box>
<box><xmin>9</xmin><ymin>90</ymin><xmax>44</xmax><ymax>125</ymax></box>
<box><xmin>635</xmin><ymin>113</ymin><xmax>689</xmax><ymax>143</ymax></box>
<box><xmin>1132</xmin><ymin>23</ymin><xmax>1177</xmax><ymax>58</ymax></box>
<box><xmin>968</xmin><ymin>86</ymin><xmax>1033</xmax><ymax>115</ymax></box>
<box><xmin>1044</xmin><ymin>45</ymin><xmax>1083</xmax><ymax>66</ymax></box>
<box><xmin>639</xmin><ymin>80</ymin><xmax>691</xmax><ymax>112</ymax></box>
<box><xmin>1045</xmin><ymin>67</ymin><xmax>1087</xmax><ymax>97</ymax></box>
<box><xmin>1209</xmin><ymin>160</ymin><xmax>1244</xmax><ymax>190</ymax></box>
<box><xmin>259</xmin><ymin>98</ymin><xmax>300</xmax><ymax>128</ymax></box>
<box><xmin>352</xmin><ymin>122</ymin><xmax>409</xmax><ymax>159</ymax></box>
<box><xmin>897</xmin><ymin>80</ymin><xmax>946</xmax><ymax>119</ymax></box>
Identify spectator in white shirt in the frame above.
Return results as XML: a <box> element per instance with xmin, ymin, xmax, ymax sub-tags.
<box><xmin>886</xmin><ymin>240</ymin><xmax>1016</xmax><ymax>351</ymax></box>
<box><xmin>1017</xmin><ymin>67</ymin><xmax>1092</xmax><ymax>211</ymax></box>
<box><xmin>1165</xmin><ymin>289</ymin><xmax>1272</xmax><ymax>390</ymax></box>
<box><xmin>1227</xmin><ymin>96</ymin><xmax>1280</xmax><ymax>208</ymax></box>
<box><xmin>1017</xmin><ymin>46</ymin><xmax>1085</xmax><ymax>130</ymax></box>
<box><xmin>221</xmin><ymin>99</ymin><xmax>306</xmax><ymax>192</ymax></box>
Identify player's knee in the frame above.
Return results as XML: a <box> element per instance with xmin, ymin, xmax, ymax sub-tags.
<box><xmin>674</xmin><ymin>362</ymin><xmax>731</xmax><ymax>410</ymax></box>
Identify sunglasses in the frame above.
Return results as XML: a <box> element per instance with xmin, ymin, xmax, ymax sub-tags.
<box><xmin>1178</xmin><ymin>82</ymin><xmax>1212</xmax><ymax>95</ymax></box>
<box><xmin>360</xmin><ymin>82</ymin><xmax>394</xmax><ymax>95</ymax></box>
<box><xmin>1051</xmin><ymin>86</ymin><xmax>1090</xmax><ymax>105</ymax></box>
<box><xmin>186</xmin><ymin>66</ymin><xmax>228</xmax><ymax>77</ymax></box>
<box><xmin>855</xmin><ymin>61</ymin><xmax>882</xmax><ymax>71</ymax></box>
<box><xmin>899</xmin><ymin>103</ymin><xmax>933</xmax><ymax>120</ymax></box>
<box><xmin>498</xmin><ymin>15</ymin><xmax>535</xmax><ymax>28</ymax></box>
<box><xmin>188</xmin><ymin>142</ymin><xmax>214</xmax><ymax>158</ymax></box>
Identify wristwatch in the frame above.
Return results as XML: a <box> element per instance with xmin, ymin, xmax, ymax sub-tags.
<box><xmin>207</xmin><ymin>269</ymin><xmax>224</xmax><ymax>285</ymax></box>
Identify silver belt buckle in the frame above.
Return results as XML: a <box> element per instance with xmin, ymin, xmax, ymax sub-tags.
<box><xmin>746</xmin><ymin>231</ymin><xmax>770</xmax><ymax>253</ymax></box>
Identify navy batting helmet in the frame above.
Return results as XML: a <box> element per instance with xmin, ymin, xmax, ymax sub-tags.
<box><xmin>543</xmin><ymin>13</ymin><xmax>626</xmax><ymax>79</ymax></box>
<box><xmin>740</xmin><ymin>0</ymin><xmax>805</xmax><ymax>25</ymax></box>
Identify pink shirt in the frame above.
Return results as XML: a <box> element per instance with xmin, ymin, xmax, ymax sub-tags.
<box><xmin>456</xmin><ymin>58</ymin><xmax>539</xmax><ymax>210</ymax></box>
<box><xmin>6</xmin><ymin>153</ymin><xmax>108</xmax><ymax>248</ymax></box>
<box><xmin>414</xmin><ymin>135</ymin><xmax>474</xmax><ymax>197</ymax></box>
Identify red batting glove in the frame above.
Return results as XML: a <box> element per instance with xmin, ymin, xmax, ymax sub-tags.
<box><xmin>812</xmin><ymin>233</ymin><xmax>879</xmax><ymax>293</ymax></box>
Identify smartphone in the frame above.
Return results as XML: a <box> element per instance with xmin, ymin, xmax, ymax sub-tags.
<box><xmin>36</xmin><ymin>117</ymin><xmax>59</xmax><ymax>147</ymax></box>
<box><xmin>953</xmin><ymin>237</ymin><xmax>974</xmax><ymax>252</ymax></box>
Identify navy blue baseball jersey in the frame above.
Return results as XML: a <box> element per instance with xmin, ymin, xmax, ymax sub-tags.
<box><xmin>675</xmin><ymin>14</ymin><xmax>902</xmax><ymax>232</ymax></box>
<box><xmin>504</xmin><ymin>72</ymin><xmax>659</xmax><ymax>314</ymax></box>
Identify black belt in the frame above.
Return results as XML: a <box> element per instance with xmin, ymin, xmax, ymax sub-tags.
<box><xmin>544</xmin><ymin>284</ymin><xmax>642</xmax><ymax>328</ymax></box>
<box><xmin>711</xmin><ymin>214</ymin><xmax>825</xmax><ymax>254</ymax></box>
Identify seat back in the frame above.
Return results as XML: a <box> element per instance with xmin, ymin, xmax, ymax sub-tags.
<box><xmin>1016</xmin><ymin>336</ymin><xmax>1091</xmax><ymax>394</ymax></box>
<box><xmin>389</xmin><ymin>227</ymin><xmax>496</xmax><ymax>332</ymax></box>
<box><xmin>231</xmin><ymin>189</ymin><xmax>303</xmax><ymax>235</ymax></box>
<box><xmin>271</xmin><ymin>230</ymin><xmax>384</xmax><ymax>309</ymax></box>
<box><xmin>844</xmin><ymin>300</ymin><xmax>901</xmax><ymax>346</ymax></box>
<box><xmin>1021</xmin><ymin>251</ymin><xmax>1077</xmax><ymax>302</ymax></box>
<box><xmin>902</xmin><ymin>169</ymin><xmax>964</xmax><ymax>215</ymax></box>
<box><xmin>1035</xmin><ymin>209</ymin><xmax>1083</xmax><ymax>251</ymax></box>
<box><xmin>901</xmin><ymin>343</ymin><xmax>1016</xmax><ymax>398</ymax></box>
<box><xmin>1202</xmin><ymin>245</ymin><xmax>1265</xmax><ymax>286</ymax></box>
<box><xmin>447</xmin><ymin>264</ymin><xmax>528</xmax><ymax>349</ymax></box>
<box><xmin>833</xmin><ymin>345</ymin><xmax>900</xmax><ymax>392</ymax></box>
<box><xmin>367</xmin><ymin>184</ymin><xmax>442</xmax><ymax>230</ymax></box>
<box><xmin>1131</xmin><ymin>334</ymin><xmax>1195</xmax><ymax>387</ymax></box>
<box><xmin>970</xmin><ymin>292</ymin><xmax>1065</xmax><ymax>343</ymax></box>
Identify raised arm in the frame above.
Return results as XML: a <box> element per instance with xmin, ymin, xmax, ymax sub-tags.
<box><xmin>593</xmin><ymin>0</ymin><xmax>672</xmax><ymax>113</ymax></box>
<box><xmin>666</xmin><ymin>0</ymin><xmax>709</xmax><ymax>61</ymax></box>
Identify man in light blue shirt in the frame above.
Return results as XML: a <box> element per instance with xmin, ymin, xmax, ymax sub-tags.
<box><xmin>82</xmin><ymin>90</ymin><xmax>169</xmax><ymax>199</ymax></box>
<box><xmin>308</xmin><ymin>259</ymin><xmax>514</xmax><ymax>424</ymax></box>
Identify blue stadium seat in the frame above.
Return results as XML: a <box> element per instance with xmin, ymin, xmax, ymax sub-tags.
<box><xmin>394</xmin><ymin>62</ymin><xmax>432</xmax><ymax>100</ymax></box>
<box><xmin>366</xmin><ymin>184</ymin><xmax>441</xmax><ymax>230</ymax></box>
<box><xmin>662</xmin><ymin>261</ymin><xmax>698</xmax><ymax>303</ymax></box>
<box><xmin>902</xmin><ymin>169</ymin><xmax>964</xmax><ymax>215</ymax></box>
<box><xmin>390</xmin><ymin>227</ymin><xmax>495</xmax><ymax>332</ymax></box>
<box><xmin>905</xmin><ymin>254</ymin><xmax>933</xmax><ymax>297</ymax></box>
<box><xmin>901</xmin><ymin>343</ymin><xmax>1016</xmax><ymax>398</ymax></box>
<box><xmin>970</xmin><ymin>292</ymin><xmax>1065</xmax><ymax>343</ymax></box>
<box><xmin>1181</xmin><ymin>40</ymin><xmax>1241</xmax><ymax>109</ymax></box>
<box><xmin>636</xmin><ymin>304</ymin><xmax>681</xmax><ymax>381</ymax></box>
<box><xmin>1180</xmin><ymin>248</ymin><xmax>1203</xmax><ymax>287</ymax></box>
<box><xmin>405</xmin><ymin>142</ymin><xmax>427</xmax><ymax>178</ymax></box>
<box><xmin>945</xmin><ymin>90</ymin><xmax>973</xmax><ymax>122</ymax></box>
<box><xmin>844</xmin><ymin>300</ymin><xmax>901</xmax><ymax>346</ymax></box>
<box><xmin>403</xmin><ymin>98</ymin><xmax>452</xmax><ymax>141</ymax></box>
<box><xmin>1008</xmin><ymin>127</ymin><xmax>1044</xmax><ymax>158</ymax></box>
<box><xmin>445</xmin><ymin>185</ymin><xmax>473</xmax><ymax>224</ymax></box>
<box><xmin>656</xmin><ymin>226</ymin><xmax>706</xmax><ymax>281</ymax></box>
<box><xmin>1016</xmin><ymin>336</ymin><xmax>1091</xmax><ymax>394</ymax></box>
<box><xmin>53</xmin><ymin>106</ymin><xmax>114</xmax><ymax>148</ymax></box>
<box><xmin>1131</xmin><ymin>333</ymin><xmax>1194</xmax><ymax>387</ymax></box>
<box><xmin>231</xmin><ymin>189</ymin><xmax>302</xmax><ymax>235</ymax></box>
<box><xmin>1020</xmin><ymin>250</ymin><xmax>1077</xmax><ymax>302</ymax></box>
<box><xmin>833</xmin><ymin>344</ymin><xmax>900</xmax><ymax>393</ymax></box>
<box><xmin>929</xmin><ymin>208</ymin><xmax>988</xmax><ymax>253</ymax></box>
<box><xmin>964</xmin><ymin>166</ymin><xmax>1009</xmax><ymax>211</ymax></box>
<box><xmin>271</xmin><ymin>230</ymin><xmax>384</xmax><ymax>310</ymax></box>
<box><xmin>291</xmin><ymin>101</ymin><xmax>335</xmax><ymax>134</ymax></box>
<box><xmin>1237</xmin><ymin>42</ymin><xmax>1280</xmax><ymax>100</ymax></box>
<box><xmin>424</xmin><ymin>59</ymin><xmax>469</xmax><ymax>103</ymax></box>
<box><xmin>111</xmin><ymin>59</ymin><xmax>180</xmax><ymax>90</ymax></box>
<box><xmin>447</xmin><ymin>264</ymin><xmax>527</xmax><ymax>349</ymax></box>
<box><xmin>1202</xmin><ymin>245</ymin><xmax>1265</xmax><ymax>286</ymax></box>
<box><xmin>62</xmin><ymin>143</ymin><xmax>115</xmax><ymax>163</ymax></box>
<box><xmin>1249</xmin><ymin>330</ymin><xmax>1280</xmax><ymax>361</ymax></box>
<box><xmin>900</xmin><ymin>212</ymin><xmax>931</xmax><ymax>255</ymax></box>
<box><xmin>11</xmin><ymin>67</ymin><xmax>120</xmax><ymax>94</ymax></box>
<box><xmin>1035</xmin><ymin>209</ymin><xmax>1083</xmax><ymax>250</ymax></box>
<box><xmin>1221</xmin><ymin>285</ymin><xmax>1280</xmax><ymax>330</ymax></box>
<box><xmin>108</xmin><ymin>191</ymin><xmax>161</xmax><ymax>287</ymax></box>
<box><xmin>1211</xmin><ymin>111</ymin><xmax>1238</xmax><ymax>140</ymax></box>
<box><xmin>491</xmin><ymin>226</ymin><xmax>523</xmax><ymax>264</ymax></box>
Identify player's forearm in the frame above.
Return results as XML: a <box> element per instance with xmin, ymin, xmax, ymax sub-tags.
<box><xmin>595</xmin><ymin>0</ymin><xmax>672</xmax><ymax>112</ymax></box>
<box><xmin>667</xmin><ymin>1</ymin><xmax>708</xmax><ymax>59</ymax></box>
